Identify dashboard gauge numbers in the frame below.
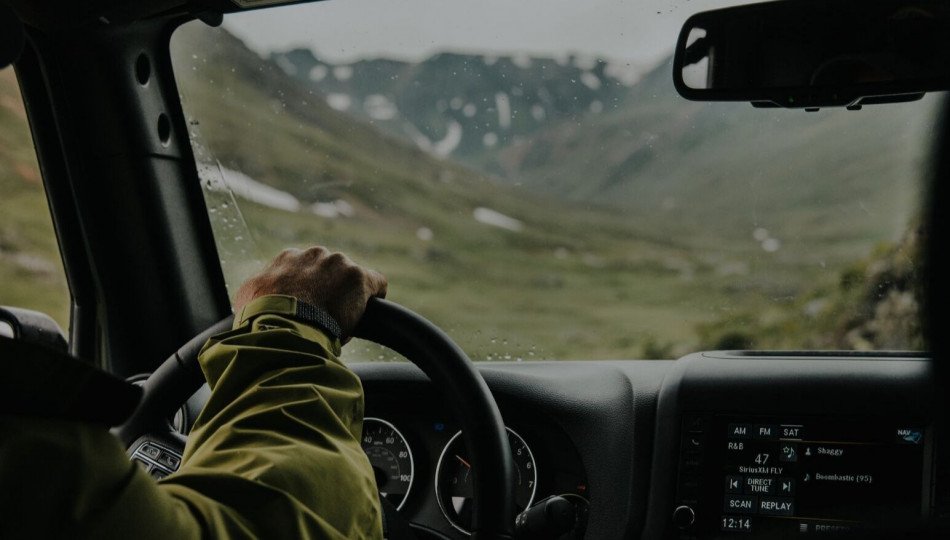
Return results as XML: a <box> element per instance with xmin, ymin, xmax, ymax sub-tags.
<box><xmin>361</xmin><ymin>417</ymin><xmax>414</xmax><ymax>510</ymax></box>
<box><xmin>435</xmin><ymin>428</ymin><xmax>537</xmax><ymax>534</ymax></box>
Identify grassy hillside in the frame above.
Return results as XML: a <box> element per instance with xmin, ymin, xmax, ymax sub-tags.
<box><xmin>0</xmin><ymin>69</ymin><xmax>70</xmax><ymax>329</ymax></box>
<box><xmin>697</xmin><ymin>222</ymin><xmax>926</xmax><ymax>351</ymax></box>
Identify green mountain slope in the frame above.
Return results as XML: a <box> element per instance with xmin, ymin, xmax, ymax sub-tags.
<box><xmin>496</xmin><ymin>58</ymin><xmax>938</xmax><ymax>251</ymax></box>
<box><xmin>0</xmin><ymin>70</ymin><xmax>70</xmax><ymax>328</ymax></box>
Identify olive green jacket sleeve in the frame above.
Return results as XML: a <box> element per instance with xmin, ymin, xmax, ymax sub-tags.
<box><xmin>162</xmin><ymin>294</ymin><xmax>383</xmax><ymax>538</ymax></box>
<box><xmin>0</xmin><ymin>295</ymin><xmax>383</xmax><ymax>540</ymax></box>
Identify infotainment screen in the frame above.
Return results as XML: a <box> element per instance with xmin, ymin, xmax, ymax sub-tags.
<box><xmin>673</xmin><ymin>415</ymin><xmax>932</xmax><ymax>538</ymax></box>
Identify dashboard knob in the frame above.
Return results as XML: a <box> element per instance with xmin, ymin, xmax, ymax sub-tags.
<box><xmin>672</xmin><ymin>505</ymin><xmax>696</xmax><ymax>529</ymax></box>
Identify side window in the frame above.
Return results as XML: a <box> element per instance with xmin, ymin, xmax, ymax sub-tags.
<box><xmin>0</xmin><ymin>68</ymin><xmax>70</xmax><ymax>332</ymax></box>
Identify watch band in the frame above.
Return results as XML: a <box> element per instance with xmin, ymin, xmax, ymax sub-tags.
<box><xmin>294</xmin><ymin>300</ymin><xmax>343</xmax><ymax>341</ymax></box>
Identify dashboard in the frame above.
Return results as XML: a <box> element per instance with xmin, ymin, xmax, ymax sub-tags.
<box><xmin>130</xmin><ymin>351</ymin><xmax>944</xmax><ymax>539</ymax></box>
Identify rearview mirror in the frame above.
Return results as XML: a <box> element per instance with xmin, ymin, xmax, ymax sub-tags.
<box><xmin>674</xmin><ymin>0</ymin><xmax>950</xmax><ymax>109</ymax></box>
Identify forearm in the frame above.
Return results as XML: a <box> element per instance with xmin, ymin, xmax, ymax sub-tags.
<box><xmin>161</xmin><ymin>295</ymin><xmax>382</xmax><ymax>539</ymax></box>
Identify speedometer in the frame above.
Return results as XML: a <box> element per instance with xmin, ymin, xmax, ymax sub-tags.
<box><xmin>361</xmin><ymin>417</ymin><xmax>414</xmax><ymax>510</ymax></box>
<box><xmin>435</xmin><ymin>427</ymin><xmax>537</xmax><ymax>534</ymax></box>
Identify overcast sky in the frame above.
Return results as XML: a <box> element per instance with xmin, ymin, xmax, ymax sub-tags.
<box><xmin>225</xmin><ymin>0</ymin><xmax>738</xmax><ymax>66</ymax></box>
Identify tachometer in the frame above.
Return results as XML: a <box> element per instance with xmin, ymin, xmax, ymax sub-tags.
<box><xmin>435</xmin><ymin>427</ymin><xmax>537</xmax><ymax>534</ymax></box>
<box><xmin>361</xmin><ymin>417</ymin><xmax>414</xmax><ymax>510</ymax></box>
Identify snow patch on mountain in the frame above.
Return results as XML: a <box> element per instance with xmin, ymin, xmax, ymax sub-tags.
<box><xmin>333</xmin><ymin>66</ymin><xmax>353</xmax><ymax>81</ymax></box>
<box><xmin>219</xmin><ymin>167</ymin><xmax>301</xmax><ymax>212</ymax></box>
<box><xmin>531</xmin><ymin>104</ymin><xmax>546</xmax><ymax>121</ymax></box>
<box><xmin>495</xmin><ymin>93</ymin><xmax>512</xmax><ymax>129</ymax></box>
<box><xmin>326</xmin><ymin>93</ymin><xmax>352</xmax><ymax>111</ymax></box>
<box><xmin>580</xmin><ymin>71</ymin><xmax>602</xmax><ymax>90</ymax></box>
<box><xmin>309</xmin><ymin>65</ymin><xmax>328</xmax><ymax>81</ymax></box>
<box><xmin>403</xmin><ymin>120</ymin><xmax>463</xmax><ymax>157</ymax></box>
<box><xmin>275</xmin><ymin>56</ymin><xmax>297</xmax><ymax>75</ymax></box>
<box><xmin>311</xmin><ymin>199</ymin><xmax>355</xmax><ymax>219</ymax></box>
<box><xmin>473</xmin><ymin>207</ymin><xmax>523</xmax><ymax>232</ymax></box>
<box><xmin>403</xmin><ymin>123</ymin><xmax>433</xmax><ymax>151</ymax></box>
<box><xmin>433</xmin><ymin>121</ymin><xmax>463</xmax><ymax>156</ymax></box>
<box><xmin>364</xmin><ymin>94</ymin><xmax>398</xmax><ymax>120</ymax></box>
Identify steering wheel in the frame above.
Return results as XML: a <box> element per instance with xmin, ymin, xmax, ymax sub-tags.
<box><xmin>114</xmin><ymin>298</ymin><xmax>516</xmax><ymax>539</ymax></box>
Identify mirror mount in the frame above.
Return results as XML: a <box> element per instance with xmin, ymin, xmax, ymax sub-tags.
<box><xmin>747</xmin><ymin>92</ymin><xmax>926</xmax><ymax>111</ymax></box>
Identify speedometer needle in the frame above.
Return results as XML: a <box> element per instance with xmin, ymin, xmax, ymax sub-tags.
<box><xmin>455</xmin><ymin>455</ymin><xmax>472</xmax><ymax>469</ymax></box>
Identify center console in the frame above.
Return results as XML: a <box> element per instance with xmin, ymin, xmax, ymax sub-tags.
<box><xmin>643</xmin><ymin>351</ymin><xmax>937</xmax><ymax>539</ymax></box>
<box><xmin>674</xmin><ymin>414</ymin><xmax>931</xmax><ymax>537</ymax></box>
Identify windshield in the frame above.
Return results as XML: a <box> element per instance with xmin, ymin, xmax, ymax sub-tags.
<box><xmin>170</xmin><ymin>0</ymin><xmax>933</xmax><ymax>360</ymax></box>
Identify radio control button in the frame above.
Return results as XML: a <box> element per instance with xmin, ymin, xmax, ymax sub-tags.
<box><xmin>728</xmin><ymin>424</ymin><xmax>751</xmax><ymax>439</ymax></box>
<box><xmin>725</xmin><ymin>475</ymin><xmax>743</xmax><ymax>493</ymax></box>
<box><xmin>672</xmin><ymin>505</ymin><xmax>696</xmax><ymax>529</ymax></box>
<box><xmin>157</xmin><ymin>451</ymin><xmax>181</xmax><ymax>470</ymax></box>
<box><xmin>724</xmin><ymin>495</ymin><xmax>757</xmax><ymax>514</ymax></box>
<box><xmin>758</xmin><ymin>497</ymin><xmax>794</xmax><ymax>516</ymax></box>
<box><xmin>780</xmin><ymin>425</ymin><xmax>803</xmax><ymax>439</ymax></box>
<box><xmin>744</xmin><ymin>476</ymin><xmax>776</xmax><ymax>495</ymax></box>
<box><xmin>683</xmin><ymin>434</ymin><xmax>704</xmax><ymax>450</ymax></box>
<box><xmin>753</xmin><ymin>424</ymin><xmax>778</xmax><ymax>439</ymax></box>
<box><xmin>778</xmin><ymin>478</ymin><xmax>795</xmax><ymax>495</ymax></box>
<box><xmin>139</xmin><ymin>443</ymin><xmax>162</xmax><ymax>459</ymax></box>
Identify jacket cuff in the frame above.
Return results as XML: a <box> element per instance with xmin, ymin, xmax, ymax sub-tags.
<box><xmin>235</xmin><ymin>295</ymin><xmax>343</xmax><ymax>355</ymax></box>
<box><xmin>236</xmin><ymin>295</ymin><xmax>298</xmax><ymax>326</ymax></box>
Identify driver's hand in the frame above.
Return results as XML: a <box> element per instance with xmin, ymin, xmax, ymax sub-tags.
<box><xmin>233</xmin><ymin>247</ymin><xmax>388</xmax><ymax>341</ymax></box>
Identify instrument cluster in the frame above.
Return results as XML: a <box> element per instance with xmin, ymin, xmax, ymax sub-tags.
<box><xmin>359</xmin><ymin>409</ymin><xmax>588</xmax><ymax>538</ymax></box>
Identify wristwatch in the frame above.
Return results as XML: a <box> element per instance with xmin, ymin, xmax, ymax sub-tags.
<box><xmin>293</xmin><ymin>299</ymin><xmax>343</xmax><ymax>341</ymax></box>
<box><xmin>237</xmin><ymin>295</ymin><xmax>344</xmax><ymax>341</ymax></box>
